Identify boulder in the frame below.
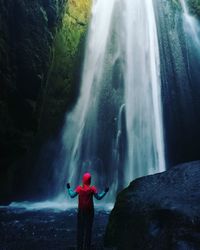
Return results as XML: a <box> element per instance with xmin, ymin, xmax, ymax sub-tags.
<box><xmin>105</xmin><ymin>161</ymin><xmax>200</xmax><ymax>250</ymax></box>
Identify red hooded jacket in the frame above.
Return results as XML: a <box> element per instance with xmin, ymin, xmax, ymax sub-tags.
<box><xmin>75</xmin><ymin>173</ymin><xmax>97</xmax><ymax>210</ymax></box>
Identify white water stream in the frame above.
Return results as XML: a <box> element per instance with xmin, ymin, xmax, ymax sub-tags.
<box><xmin>59</xmin><ymin>0</ymin><xmax>165</xmax><ymax>198</ymax></box>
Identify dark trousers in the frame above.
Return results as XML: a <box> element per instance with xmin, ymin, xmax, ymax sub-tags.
<box><xmin>77</xmin><ymin>209</ymin><xmax>94</xmax><ymax>250</ymax></box>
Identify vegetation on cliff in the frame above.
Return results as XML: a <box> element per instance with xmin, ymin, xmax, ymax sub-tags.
<box><xmin>39</xmin><ymin>0</ymin><xmax>92</xmax><ymax>137</ymax></box>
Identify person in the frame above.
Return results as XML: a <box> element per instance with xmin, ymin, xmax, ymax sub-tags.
<box><xmin>66</xmin><ymin>172</ymin><xmax>109</xmax><ymax>250</ymax></box>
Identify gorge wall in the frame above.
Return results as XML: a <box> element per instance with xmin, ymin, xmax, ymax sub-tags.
<box><xmin>0</xmin><ymin>0</ymin><xmax>92</xmax><ymax>203</ymax></box>
<box><xmin>155</xmin><ymin>0</ymin><xmax>200</xmax><ymax>166</ymax></box>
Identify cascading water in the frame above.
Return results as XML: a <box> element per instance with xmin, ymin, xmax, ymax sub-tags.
<box><xmin>58</xmin><ymin>0</ymin><xmax>165</xmax><ymax>200</ymax></box>
<box><xmin>179</xmin><ymin>0</ymin><xmax>200</xmax><ymax>80</ymax></box>
<box><xmin>124</xmin><ymin>0</ymin><xmax>165</xmax><ymax>183</ymax></box>
<box><xmin>180</xmin><ymin>0</ymin><xmax>200</xmax><ymax>47</ymax></box>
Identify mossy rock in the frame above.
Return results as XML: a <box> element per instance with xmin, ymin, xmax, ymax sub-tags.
<box><xmin>39</xmin><ymin>0</ymin><xmax>92</xmax><ymax>136</ymax></box>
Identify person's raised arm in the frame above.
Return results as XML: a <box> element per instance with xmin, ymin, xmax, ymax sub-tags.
<box><xmin>66</xmin><ymin>183</ymin><xmax>78</xmax><ymax>198</ymax></box>
<box><xmin>94</xmin><ymin>187</ymin><xmax>109</xmax><ymax>200</ymax></box>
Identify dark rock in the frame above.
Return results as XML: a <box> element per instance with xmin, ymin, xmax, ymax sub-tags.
<box><xmin>186</xmin><ymin>0</ymin><xmax>200</xmax><ymax>18</ymax></box>
<box><xmin>0</xmin><ymin>0</ymin><xmax>92</xmax><ymax>203</ymax></box>
<box><xmin>0</xmin><ymin>207</ymin><xmax>110</xmax><ymax>250</ymax></box>
<box><xmin>0</xmin><ymin>0</ymin><xmax>67</xmax><ymax>202</ymax></box>
<box><xmin>154</xmin><ymin>0</ymin><xmax>200</xmax><ymax>165</ymax></box>
<box><xmin>105</xmin><ymin>161</ymin><xmax>200</xmax><ymax>250</ymax></box>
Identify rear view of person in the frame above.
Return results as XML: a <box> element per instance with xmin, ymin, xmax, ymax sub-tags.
<box><xmin>66</xmin><ymin>172</ymin><xmax>109</xmax><ymax>250</ymax></box>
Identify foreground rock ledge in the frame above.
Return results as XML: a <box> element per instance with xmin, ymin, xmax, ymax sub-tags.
<box><xmin>105</xmin><ymin>161</ymin><xmax>200</xmax><ymax>250</ymax></box>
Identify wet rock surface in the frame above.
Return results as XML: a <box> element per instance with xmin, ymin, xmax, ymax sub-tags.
<box><xmin>0</xmin><ymin>207</ymin><xmax>110</xmax><ymax>250</ymax></box>
<box><xmin>0</xmin><ymin>0</ymin><xmax>92</xmax><ymax>205</ymax></box>
<box><xmin>0</xmin><ymin>0</ymin><xmax>67</xmax><ymax>202</ymax></box>
<box><xmin>105</xmin><ymin>161</ymin><xmax>200</xmax><ymax>250</ymax></box>
<box><xmin>154</xmin><ymin>0</ymin><xmax>200</xmax><ymax>165</ymax></box>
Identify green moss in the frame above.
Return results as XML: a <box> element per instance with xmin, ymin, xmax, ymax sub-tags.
<box><xmin>39</xmin><ymin>0</ymin><xmax>92</xmax><ymax>135</ymax></box>
<box><xmin>55</xmin><ymin>0</ymin><xmax>92</xmax><ymax>81</ymax></box>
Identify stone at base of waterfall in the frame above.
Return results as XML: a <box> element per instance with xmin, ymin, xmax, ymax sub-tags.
<box><xmin>104</xmin><ymin>161</ymin><xmax>200</xmax><ymax>250</ymax></box>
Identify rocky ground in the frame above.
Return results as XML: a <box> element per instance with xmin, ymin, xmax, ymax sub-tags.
<box><xmin>0</xmin><ymin>206</ymin><xmax>111</xmax><ymax>250</ymax></box>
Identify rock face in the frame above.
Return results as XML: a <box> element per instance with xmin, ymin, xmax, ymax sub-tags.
<box><xmin>154</xmin><ymin>0</ymin><xmax>200</xmax><ymax>166</ymax></box>
<box><xmin>0</xmin><ymin>0</ymin><xmax>92</xmax><ymax>203</ymax></box>
<box><xmin>38</xmin><ymin>0</ymin><xmax>92</xmax><ymax>138</ymax></box>
<box><xmin>0</xmin><ymin>0</ymin><xmax>67</xmax><ymax>202</ymax></box>
<box><xmin>105</xmin><ymin>161</ymin><xmax>200</xmax><ymax>250</ymax></box>
<box><xmin>23</xmin><ymin>0</ymin><xmax>92</xmax><ymax>201</ymax></box>
<box><xmin>0</xmin><ymin>0</ymin><xmax>66</xmax><ymax>157</ymax></box>
<box><xmin>186</xmin><ymin>0</ymin><xmax>200</xmax><ymax>17</ymax></box>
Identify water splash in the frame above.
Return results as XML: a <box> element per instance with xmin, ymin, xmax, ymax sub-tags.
<box><xmin>2</xmin><ymin>200</ymin><xmax>113</xmax><ymax>212</ymax></box>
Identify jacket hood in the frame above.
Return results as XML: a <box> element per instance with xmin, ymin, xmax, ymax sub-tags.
<box><xmin>82</xmin><ymin>172</ymin><xmax>91</xmax><ymax>186</ymax></box>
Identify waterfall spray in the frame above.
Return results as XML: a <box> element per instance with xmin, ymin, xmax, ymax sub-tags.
<box><xmin>58</xmin><ymin>0</ymin><xmax>166</xmax><ymax>199</ymax></box>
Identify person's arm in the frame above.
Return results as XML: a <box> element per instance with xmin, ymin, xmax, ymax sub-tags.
<box><xmin>66</xmin><ymin>183</ymin><xmax>78</xmax><ymax>198</ymax></box>
<box><xmin>94</xmin><ymin>187</ymin><xmax>109</xmax><ymax>200</ymax></box>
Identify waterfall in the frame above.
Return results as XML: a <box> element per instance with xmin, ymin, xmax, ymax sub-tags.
<box><xmin>180</xmin><ymin>0</ymin><xmax>200</xmax><ymax>47</ymax></box>
<box><xmin>58</xmin><ymin>0</ymin><xmax>166</xmax><ymax>199</ymax></box>
<box><xmin>124</xmin><ymin>0</ymin><xmax>165</xmax><ymax>183</ymax></box>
